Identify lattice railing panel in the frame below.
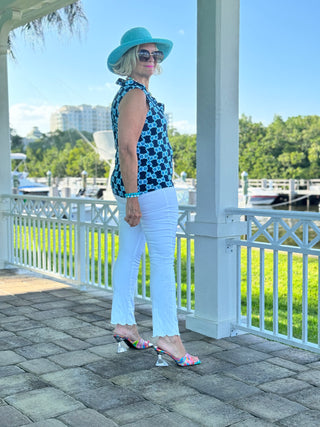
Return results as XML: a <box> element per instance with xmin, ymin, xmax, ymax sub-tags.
<box><xmin>226</xmin><ymin>207</ymin><xmax>320</xmax><ymax>354</ymax></box>
<box><xmin>3</xmin><ymin>194</ymin><xmax>195</xmax><ymax>313</ymax></box>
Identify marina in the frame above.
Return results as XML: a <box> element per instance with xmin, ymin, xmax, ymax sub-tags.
<box><xmin>240</xmin><ymin>177</ymin><xmax>320</xmax><ymax>208</ymax></box>
<box><xmin>13</xmin><ymin>173</ymin><xmax>320</xmax><ymax>211</ymax></box>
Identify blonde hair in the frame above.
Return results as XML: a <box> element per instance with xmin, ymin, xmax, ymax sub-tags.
<box><xmin>112</xmin><ymin>45</ymin><xmax>162</xmax><ymax>76</ymax></box>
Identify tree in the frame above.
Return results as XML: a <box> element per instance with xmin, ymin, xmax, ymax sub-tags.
<box><xmin>239</xmin><ymin>115</ymin><xmax>267</xmax><ymax>177</ymax></box>
<box><xmin>10</xmin><ymin>131</ymin><xmax>24</xmax><ymax>153</ymax></box>
<box><xmin>65</xmin><ymin>139</ymin><xmax>109</xmax><ymax>177</ymax></box>
<box><xmin>239</xmin><ymin>115</ymin><xmax>320</xmax><ymax>179</ymax></box>
<box><xmin>169</xmin><ymin>130</ymin><xmax>197</xmax><ymax>178</ymax></box>
<box><xmin>24</xmin><ymin>130</ymin><xmax>110</xmax><ymax>178</ymax></box>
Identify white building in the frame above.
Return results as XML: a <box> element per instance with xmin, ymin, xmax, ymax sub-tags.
<box><xmin>50</xmin><ymin>104</ymin><xmax>112</xmax><ymax>133</ymax></box>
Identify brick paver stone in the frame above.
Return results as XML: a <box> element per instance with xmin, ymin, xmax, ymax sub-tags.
<box><xmin>188</xmin><ymin>373</ymin><xmax>259</xmax><ymax>402</ymax></box>
<box><xmin>271</xmin><ymin>348</ymin><xmax>320</xmax><ymax>365</ymax></box>
<box><xmin>278</xmin><ymin>409</ymin><xmax>320</xmax><ymax>427</ymax></box>
<box><xmin>0</xmin><ymin>336</ymin><xmax>32</xmax><ymax>350</ymax></box>
<box><xmin>258</xmin><ymin>377</ymin><xmax>312</xmax><ymax>395</ymax></box>
<box><xmin>58</xmin><ymin>408</ymin><xmax>117</xmax><ymax>426</ymax></box>
<box><xmin>235</xmin><ymin>393</ymin><xmax>307</xmax><ymax>422</ymax></box>
<box><xmin>122</xmin><ymin>412</ymin><xmax>198</xmax><ymax>427</ymax></box>
<box><xmin>225</xmin><ymin>361</ymin><xmax>294</xmax><ymax>385</ymax></box>
<box><xmin>296</xmin><ymin>369</ymin><xmax>320</xmax><ymax>386</ymax></box>
<box><xmin>41</xmin><ymin>367</ymin><xmax>111</xmax><ymax>394</ymax></box>
<box><xmin>229</xmin><ymin>419</ymin><xmax>275</xmax><ymax>426</ymax></box>
<box><xmin>19</xmin><ymin>358</ymin><xmax>60</xmax><ymax>375</ymax></box>
<box><xmin>0</xmin><ymin>405</ymin><xmax>31</xmax><ymax>426</ymax></box>
<box><xmin>15</xmin><ymin>343</ymin><xmax>66</xmax><ymax>359</ymax></box>
<box><xmin>17</xmin><ymin>327</ymin><xmax>70</xmax><ymax>343</ymax></box>
<box><xmin>75</xmin><ymin>383</ymin><xmax>143</xmax><ymax>412</ymax></box>
<box><xmin>0</xmin><ymin>350</ymin><xmax>26</xmax><ymax>366</ymax></box>
<box><xmin>169</xmin><ymin>394</ymin><xmax>252</xmax><ymax>426</ymax></box>
<box><xmin>48</xmin><ymin>350</ymin><xmax>102</xmax><ymax>368</ymax></box>
<box><xmin>0</xmin><ymin>373</ymin><xmax>47</xmax><ymax>398</ymax></box>
<box><xmin>104</xmin><ymin>401</ymin><xmax>164</xmax><ymax>425</ymax></box>
<box><xmin>42</xmin><ymin>317</ymin><xmax>91</xmax><ymax>330</ymax></box>
<box><xmin>21</xmin><ymin>420</ymin><xmax>66</xmax><ymax>426</ymax></box>
<box><xmin>214</xmin><ymin>347</ymin><xmax>271</xmax><ymax>365</ymax></box>
<box><xmin>5</xmin><ymin>387</ymin><xmax>84</xmax><ymax>421</ymax></box>
<box><xmin>287</xmin><ymin>387</ymin><xmax>320</xmax><ymax>410</ymax></box>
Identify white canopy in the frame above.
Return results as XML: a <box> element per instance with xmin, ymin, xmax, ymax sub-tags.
<box><xmin>10</xmin><ymin>152</ymin><xmax>27</xmax><ymax>161</ymax></box>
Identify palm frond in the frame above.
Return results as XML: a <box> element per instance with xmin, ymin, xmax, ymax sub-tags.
<box><xmin>8</xmin><ymin>1</ymin><xmax>87</xmax><ymax>58</ymax></box>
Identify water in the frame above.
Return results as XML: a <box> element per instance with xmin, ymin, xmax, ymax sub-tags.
<box><xmin>272</xmin><ymin>204</ymin><xmax>320</xmax><ymax>213</ymax></box>
<box><xmin>245</xmin><ymin>199</ymin><xmax>320</xmax><ymax>213</ymax></box>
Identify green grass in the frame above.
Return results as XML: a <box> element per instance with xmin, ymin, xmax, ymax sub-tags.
<box><xmin>13</xmin><ymin>222</ymin><xmax>194</xmax><ymax>309</ymax></box>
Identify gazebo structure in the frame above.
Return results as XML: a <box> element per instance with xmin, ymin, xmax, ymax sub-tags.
<box><xmin>0</xmin><ymin>0</ymin><xmax>241</xmax><ymax>340</ymax></box>
<box><xmin>0</xmin><ymin>0</ymin><xmax>78</xmax><ymax>264</ymax></box>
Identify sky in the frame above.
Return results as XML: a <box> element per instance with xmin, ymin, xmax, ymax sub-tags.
<box><xmin>7</xmin><ymin>0</ymin><xmax>320</xmax><ymax>137</ymax></box>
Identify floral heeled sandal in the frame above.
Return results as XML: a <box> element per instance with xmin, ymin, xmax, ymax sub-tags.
<box><xmin>113</xmin><ymin>334</ymin><xmax>153</xmax><ymax>353</ymax></box>
<box><xmin>154</xmin><ymin>346</ymin><xmax>201</xmax><ymax>367</ymax></box>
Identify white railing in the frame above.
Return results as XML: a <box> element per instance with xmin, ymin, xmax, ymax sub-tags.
<box><xmin>226</xmin><ymin>207</ymin><xmax>320</xmax><ymax>353</ymax></box>
<box><xmin>3</xmin><ymin>194</ymin><xmax>195</xmax><ymax>313</ymax></box>
<box><xmin>246</xmin><ymin>178</ymin><xmax>320</xmax><ymax>191</ymax></box>
<box><xmin>7</xmin><ymin>194</ymin><xmax>320</xmax><ymax>351</ymax></box>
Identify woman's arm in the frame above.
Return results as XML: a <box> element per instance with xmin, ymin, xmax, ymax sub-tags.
<box><xmin>118</xmin><ymin>88</ymin><xmax>148</xmax><ymax>227</ymax></box>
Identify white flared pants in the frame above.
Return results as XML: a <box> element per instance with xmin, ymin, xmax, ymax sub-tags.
<box><xmin>111</xmin><ymin>187</ymin><xmax>180</xmax><ymax>337</ymax></box>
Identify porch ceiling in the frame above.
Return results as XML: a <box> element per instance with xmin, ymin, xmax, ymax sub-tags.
<box><xmin>0</xmin><ymin>0</ymin><xmax>75</xmax><ymax>32</ymax></box>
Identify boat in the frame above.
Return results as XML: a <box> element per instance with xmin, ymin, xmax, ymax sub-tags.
<box><xmin>174</xmin><ymin>174</ymin><xmax>196</xmax><ymax>205</ymax></box>
<box><xmin>11</xmin><ymin>153</ymin><xmax>50</xmax><ymax>196</ymax></box>
<box><xmin>309</xmin><ymin>184</ymin><xmax>320</xmax><ymax>195</ymax></box>
<box><xmin>248</xmin><ymin>187</ymin><xmax>279</xmax><ymax>205</ymax></box>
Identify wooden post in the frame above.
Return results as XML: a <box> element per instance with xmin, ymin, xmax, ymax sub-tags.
<box><xmin>289</xmin><ymin>179</ymin><xmax>295</xmax><ymax>210</ymax></box>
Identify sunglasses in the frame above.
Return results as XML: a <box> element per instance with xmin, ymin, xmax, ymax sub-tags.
<box><xmin>137</xmin><ymin>49</ymin><xmax>164</xmax><ymax>63</ymax></box>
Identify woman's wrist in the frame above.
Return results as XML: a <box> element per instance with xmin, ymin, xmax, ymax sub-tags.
<box><xmin>125</xmin><ymin>192</ymin><xmax>140</xmax><ymax>198</ymax></box>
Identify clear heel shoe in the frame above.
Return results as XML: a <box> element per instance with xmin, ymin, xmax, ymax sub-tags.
<box><xmin>115</xmin><ymin>339</ymin><xmax>128</xmax><ymax>353</ymax></box>
<box><xmin>113</xmin><ymin>334</ymin><xmax>153</xmax><ymax>353</ymax></box>
<box><xmin>155</xmin><ymin>353</ymin><xmax>169</xmax><ymax>367</ymax></box>
<box><xmin>154</xmin><ymin>346</ymin><xmax>201</xmax><ymax>367</ymax></box>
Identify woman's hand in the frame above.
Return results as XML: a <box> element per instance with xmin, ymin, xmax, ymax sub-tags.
<box><xmin>125</xmin><ymin>198</ymin><xmax>142</xmax><ymax>227</ymax></box>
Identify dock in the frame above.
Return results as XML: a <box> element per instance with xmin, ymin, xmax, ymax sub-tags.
<box><xmin>247</xmin><ymin>178</ymin><xmax>320</xmax><ymax>206</ymax></box>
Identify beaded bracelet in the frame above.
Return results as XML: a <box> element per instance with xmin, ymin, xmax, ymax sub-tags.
<box><xmin>125</xmin><ymin>192</ymin><xmax>140</xmax><ymax>198</ymax></box>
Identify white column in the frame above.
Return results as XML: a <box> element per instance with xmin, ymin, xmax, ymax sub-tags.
<box><xmin>186</xmin><ymin>0</ymin><xmax>243</xmax><ymax>338</ymax></box>
<box><xmin>0</xmin><ymin>26</ymin><xmax>12</xmax><ymax>268</ymax></box>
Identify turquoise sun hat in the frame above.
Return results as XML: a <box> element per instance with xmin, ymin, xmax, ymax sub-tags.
<box><xmin>107</xmin><ymin>27</ymin><xmax>173</xmax><ymax>73</ymax></box>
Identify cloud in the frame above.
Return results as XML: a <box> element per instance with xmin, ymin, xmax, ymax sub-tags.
<box><xmin>88</xmin><ymin>82</ymin><xmax>116</xmax><ymax>92</ymax></box>
<box><xmin>9</xmin><ymin>103</ymin><xmax>58</xmax><ymax>136</ymax></box>
<box><xmin>172</xmin><ymin>120</ymin><xmax>196</xmax><ymax>134</ymax></box>
<box><xmin>178</xmin><ymin>29</ymin><xmax>185</xmax><ymax>36</ymax></box>
<box><xmin>105</xmin><ymin>82</ymin><xmax>114</xmax><ymax>90</ymax></box>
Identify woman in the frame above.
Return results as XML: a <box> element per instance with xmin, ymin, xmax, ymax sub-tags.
<box><xmin>107</xmin><ymin>27</ymin><xmax>200</xmax><ymax>367</ymax></box>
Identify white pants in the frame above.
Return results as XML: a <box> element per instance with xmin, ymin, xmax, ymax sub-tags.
<box><xmin>111</xmin><ymin>187</ymin><xmax>180</xmax><ymax>337</ymax></box>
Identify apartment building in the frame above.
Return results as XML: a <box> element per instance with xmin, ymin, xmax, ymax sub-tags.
<box><xmin>50</xmin><ymin>104</ymin><xmax>112</xmax><ymax>133</ymax></box>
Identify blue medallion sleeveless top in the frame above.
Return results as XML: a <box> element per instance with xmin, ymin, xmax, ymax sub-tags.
<box><xmin>110</xmin><ymin>78</ymin><xmax>174</xmax><ymax>198</ymax></box>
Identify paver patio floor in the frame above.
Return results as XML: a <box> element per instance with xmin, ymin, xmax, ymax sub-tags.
<box><xmin>1</xmin><ymin>268</ymin><xmax>320</xmax><ymax>426</ymax></box>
